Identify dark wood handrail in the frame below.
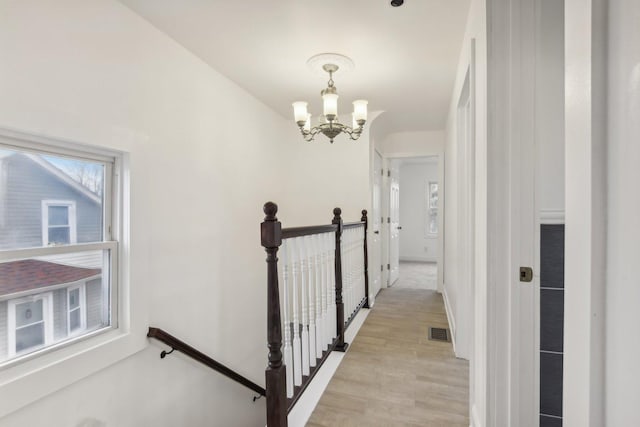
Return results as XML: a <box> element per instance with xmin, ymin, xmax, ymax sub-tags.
<box><xmin>281</xmin><ymin>224</ymin><xmax>337</xmax><ymax>239</ymax></box>
<box><xmin>147</xmin><ymin>327</ymin><xmax>266</xmax><ymax>398</ymax></box>
<box><xmin>343</xmin><ymin>221</ymin><xmax>365</xmax><ymax>229</ymax></box>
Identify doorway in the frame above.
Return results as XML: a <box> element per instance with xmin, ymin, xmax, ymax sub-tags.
<box><xmin>386</xmin><ymin>156</ymin><xmax>441</xmax><ymax>292</ymax></box>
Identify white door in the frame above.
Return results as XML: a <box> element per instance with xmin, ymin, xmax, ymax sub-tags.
<box><xmin>370</xmin><ymin>151</ymin><xmax>383</xmax><ymax>302</ymax></box>
<box><xmin>388</xmin><ymin>165</ymin><xmax>400</xmax><ymax>285</ymax></box>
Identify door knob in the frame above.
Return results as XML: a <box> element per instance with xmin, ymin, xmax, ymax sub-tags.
<box><xmin>397</xmin><ymin>226</ymin><xmax>402</xmax><ymax>230</ymax></box>
<box><xmin>374</xmin><ymin>230</ymin><xmax>380</xmax><ymax>234</ymax></box>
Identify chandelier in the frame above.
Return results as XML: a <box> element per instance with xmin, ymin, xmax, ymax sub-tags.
<box><xmin>292</xmin><ymin>54</ymin><xmax>368</xmax><ymax>143</ymax></box>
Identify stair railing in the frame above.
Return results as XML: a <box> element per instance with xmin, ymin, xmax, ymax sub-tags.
<box><xmin>261</xmin><ymin>202</ymin><xmax>369</xmax><ymax>427</ymax></box>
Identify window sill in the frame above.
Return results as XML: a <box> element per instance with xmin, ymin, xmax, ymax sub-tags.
<box><xmin>0</xmin><ymin>324</ymin><xmax>147</xmax><ymax>418</ymax></box>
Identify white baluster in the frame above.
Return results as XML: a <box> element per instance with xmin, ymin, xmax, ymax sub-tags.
<box><xmin>289</xmin><ymin>238</ymin><xmax>303</xmax><ymax>386</ymax></box>
<box><xmin>344</xmin><ymin>229</ymin><xmax>351</xmax><ymax>320</ymax></box>
<box><xmin>352</xmin><ymin>229</ymin><xmax>358</xmax><ymax>311</ymax></box>
<box><xmin>281</xmin><ymin>240</ymin><xmax>294</xmax><ymax>398</ymax></box>
<box><xmin>306</xmin><ymin>235</ymin><xmax>317</xmax><ymax>367</ymax></box>
<box><xmin>360</xmin><ymin>226</ymin><xmax>365</xmax><ymax>305</ymax></box>
<box><xmin>344</xmin><ymin>229</ymin><xmax>353</xmax><ymax>321</ymax></box>
<box><xmin>328</xmin><ymin>232</ymin><xmax>337</xmax><ymax>344</ymax></box>
<box><xmin>356</xmin><ymin>227</ymin><xmax>363</xmax><ymax>307</ymax></box>
<box><xmin>353</xmin><ymin>229</ymin><xmax>358</xmax><ymax>310</ymax></box>
<box><xmin>322</xmin><ymin>232</ymin><xmax>330</xmax><ymax>348</ymax></box>
<box><xmin>313</xmin><ymin>234</ymin><xmax>324</xmax><ymax>358</ymax></box>
<box><xmin>341</xmin><ymin>230</ymin><xmax>347</xmax><ymax>320</ymax></box>
<box><xmin>298</xmin><ymin>237</ymin><xmax>310</xmax><ymax>376</ymax></box>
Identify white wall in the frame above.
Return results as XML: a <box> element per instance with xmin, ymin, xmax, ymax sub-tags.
<box><xmin>444</xmin><ymin>0</ymin><xmax>486</xmax><ymax>424</ymax></box>
<box><xmin>605</xmin><ymin>1</ymin><xmax>640</xmax><ymax>425</ymax></box>
<box><xmin>536</xmin><ymin>0</ymin><xmax>566</xmax><ymax>214</ymax></box>
<box><xmin>278</xmin><ymin>121</ymin><xmax>371</xmax><ymax>226</ymax></box>
<box><xmin>378</xmin><ymin>130</ymin><xmax>445</xmax><ymax>157</ymax></box>
<box><xmin>0</xmin><ymin>0</ymin><xmax>370</xmax><ymax>425</ymax></box>
<box><xmin>399</xmin><ymin>160</ymin><xmax>439</xmax><ymax>262</ymax></box>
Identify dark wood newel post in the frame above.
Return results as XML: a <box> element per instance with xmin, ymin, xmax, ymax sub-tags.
<box><xmin>261</xmin><ymin>202</ymin><xmax>287</xmax><ymax>427</ymax></box>
<box><xmin>332</xmin><ymin>207</ymin><xmax>349</xmax><ymax>352</ymax></box>
<box><xmin>361</xmin><ymin>209</ymin><xmax>370</xmax><ymax>308</ymax></box>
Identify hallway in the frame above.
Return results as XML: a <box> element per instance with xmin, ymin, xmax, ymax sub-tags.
<box><xmin>306</xmin><ymin>288</ymin><xmax>468</xmax><ymax>426</ymax></box>
<box><xmin>392</xmin><ymin>261</ymin><xmax>438</xmax><ymax>290</ymax></box>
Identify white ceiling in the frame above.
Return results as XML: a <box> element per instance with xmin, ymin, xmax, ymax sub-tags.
<box><xmin>119</xmin><ymin>0</ymin><xmax>470</xmax><ymax>135</ymax></box>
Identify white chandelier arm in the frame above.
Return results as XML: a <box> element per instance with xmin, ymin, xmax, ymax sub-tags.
<box><xmin>299</xmin><ymin>126</ymin><xmax>322</xmax><ymax>142</ymax></box>
<box><xmin>298</xmin><ymin>122</ymin><xmax>364</xmax><ymax>143</ymax></box>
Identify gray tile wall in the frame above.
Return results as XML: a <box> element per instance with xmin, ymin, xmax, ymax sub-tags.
<box><xmin>540</xmin><ymin>224</ymin><xmax>564</xmax><ymax>425</ymax></box>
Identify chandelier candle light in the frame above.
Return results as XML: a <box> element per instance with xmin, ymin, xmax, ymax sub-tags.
<box><xmin>293</xmin><ymin>54</ymin><xmax>368</xmax><ymax>143</ymax></box>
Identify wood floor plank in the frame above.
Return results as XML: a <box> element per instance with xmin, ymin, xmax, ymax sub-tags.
<box><xmin>305</xmin><ymin>288</ymin><xmax>469</xmax><ymax>426</ymax></box>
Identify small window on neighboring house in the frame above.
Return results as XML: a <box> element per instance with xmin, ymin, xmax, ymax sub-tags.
<box><xmin>8</xmin><ymin>294</ymin><xmax>53</xmax><ymax>356</ymax></box>
<box><xmin>67</xmin><ymin>284</ymin><xmax>86</xmax><ymax>334</ymax></box>
<box><xmin>42</xmin><ymin>201</ymin><xmax>77</xmax><ymax>246</ymax></box>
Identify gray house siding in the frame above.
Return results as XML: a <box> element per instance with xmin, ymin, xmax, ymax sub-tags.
<box><xmin>86</xmin><ymin>278</ymin><xmax>105</xmax><ymax>329</ymax></box>
<box><xmin>0</xmin><ymin>301</ymin><xmax>7</xmax><ymax>359</ymax></box>
<box><xmin>0</xmin><ymin>154</ymin><xmax>101</xmax><ymax>250</ymax></box>
<box><xmin>53</xmin><ymin>289</ymin><xmax>67</xmax><ymax>341</ymax></box>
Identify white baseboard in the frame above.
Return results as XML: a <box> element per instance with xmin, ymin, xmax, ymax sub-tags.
<box><xmin>470</xmin><ymin>404</ymin><xmax>482</xmax><ymax>427</ymax></box>
<box><xmin>442</xmin><ymin>285</ymin><xmax>457</xmax><ymax>354</ymax></box>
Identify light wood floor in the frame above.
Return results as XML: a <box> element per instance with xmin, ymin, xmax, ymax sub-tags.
<box><xmin>306</xmin><ymin>288</ymin><xmax>469</xmax><ymax>427</ymax></box>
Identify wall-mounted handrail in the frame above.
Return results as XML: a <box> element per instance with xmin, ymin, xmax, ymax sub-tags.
<box><xmin>147</xmin><ymin>327</ymin><xmax>266</xmax><ymax>398</ymax></box>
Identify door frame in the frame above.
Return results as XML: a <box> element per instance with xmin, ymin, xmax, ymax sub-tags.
<box><xmin>455</xmin><ymin>45</ymin><xmax>476</xmax><ymax>363</ymax></box>
<box><xmin>369</xmin><ymin>149</ymin><xmax>384</xmax><ymax>305</ymax></box>
<box><xmin>381</xmin><ymin>153</ymin><xmax>445</xmax><ymax>292</ymax></box>
<box><xmin>387</xmin><ymin>160</ymin><xmax>400</xmax><ymax>286</ymax></box>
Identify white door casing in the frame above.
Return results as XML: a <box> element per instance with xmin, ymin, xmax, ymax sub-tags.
<box><xmin>370</xmin><ymin>151</ymin><xmax>383</xmax><ymax>302</ymax></box>
<box><xmin>388</xmin><ymin>165</ymin><xmax>400</xmax><ymax>285</ymax></box>
<box><xmin>456</xmin><ymin>62</ymin><xmax>475</xmax><ymax>362</ymax></box>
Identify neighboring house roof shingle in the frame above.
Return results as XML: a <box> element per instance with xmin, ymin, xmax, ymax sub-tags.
<box><xmin>0</xmin><ymin>259</ymin><xmax>100</xmax><ymax>295</ymax></box>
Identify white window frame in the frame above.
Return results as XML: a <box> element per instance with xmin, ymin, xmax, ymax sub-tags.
<box><xmin>426</xmin><ymin>180</ymin><xmax>439</xmax><ymax>237</ymax></box>
<box><xmin>7</xmin><ymin>293</ymin><xmax>54</xmax><ymax>357</ymax></box>
<box><xmin>41</xmin><ymin>200</ymin><xmax>77</xmax><ymax>246</ymax></box>
<box><xmin>0</xmin><ymin>128</ymin><xmax>140</xmax><ymax>419</ymax></box>
<box><xmin>66</xmin><ymin>283</ymin><xmax>87</xmax><ymax>335</ymax></box>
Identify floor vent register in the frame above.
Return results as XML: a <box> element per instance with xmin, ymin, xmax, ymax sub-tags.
<box><xmin>428</xmin><ymin>327</ymin><xmax>451</xmax><ymax>342</ymax></box>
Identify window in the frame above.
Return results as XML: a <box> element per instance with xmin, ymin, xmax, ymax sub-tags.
<box><xmin>67</xmin><ymin>283</ymin><xmax>86</xmax><ymax>334</ymax></box>
<box><xmin>0</xmin><ymin>141</ymin><xmax>116</xmax><ymax>365</ymax></box>
<box><xmin>8</xmin><ymin>293</ymin><xmax>53</xmax><ymax>356</ymax></box>
<box><xmin>0</xmin><ymin>128</ymin><xmax>137</xmax><ymax>418</ymax></box>
<box><xmin>427</xmin><ymin>181</ymin><xmax>439</xmax><ymax>236</ymax></box>
<box><xmin>42</xmin><ymin>200</ymin><xmax>77</xmax><ymax>245</ymax></box>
